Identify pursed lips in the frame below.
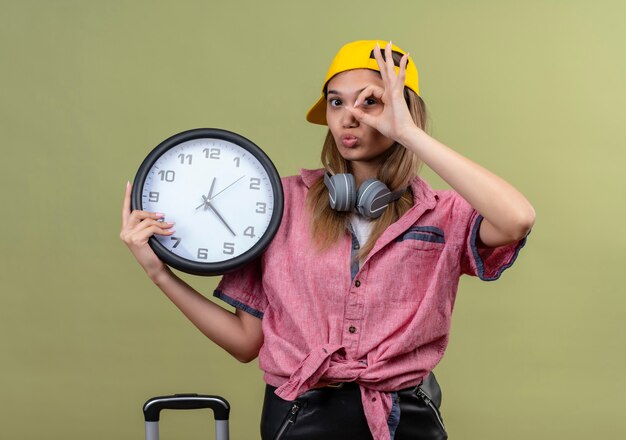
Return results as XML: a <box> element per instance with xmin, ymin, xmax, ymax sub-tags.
<box><xmin>341</xmin><ymin>135</ymin><xmax>358</xmax><ymax>147</ymax></box>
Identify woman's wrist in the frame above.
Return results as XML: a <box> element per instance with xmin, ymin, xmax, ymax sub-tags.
<box><xmin>149</xmin><ymin>265</ymin><xmax>173</xmax><ymax>286</ymax></box>
<box><xmin>396</xmin><ymin>123</ymin><xmax>426</xmax><ymax>151</ymax></box>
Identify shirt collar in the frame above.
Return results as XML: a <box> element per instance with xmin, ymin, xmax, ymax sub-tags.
<box><xmin>300</xmin><ymin>168</ymin><xmax>325</xmax><ymax>188</ymax></box>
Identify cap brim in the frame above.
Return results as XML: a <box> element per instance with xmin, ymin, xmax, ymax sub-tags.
<box><xmin>306</xmin><ymin>95</ymin><xmax>327</xmax><ymax>125</ymax></box>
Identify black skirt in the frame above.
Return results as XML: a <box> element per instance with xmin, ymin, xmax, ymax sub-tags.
<box><xmin>261</xmin><ymin>382</ymin><xmax>448</xmax><ymax>440</ymax></box>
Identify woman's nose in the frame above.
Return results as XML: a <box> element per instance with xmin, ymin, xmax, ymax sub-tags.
<box><xmin>341</xmin><ymin>107</ymin><xmax>359</xmax><ymax>128</ymax></box>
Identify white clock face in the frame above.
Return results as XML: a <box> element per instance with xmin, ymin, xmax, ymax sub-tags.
<box><xmin>141</xmin><ymin>138</ymin><xmax>275</xmax><ymax>263</ymax></box>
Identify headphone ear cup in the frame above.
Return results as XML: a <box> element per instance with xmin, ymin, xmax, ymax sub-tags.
<box><xmin>356</xmin><ymin>179</ymin><xmax>392</xmax><ymax>219</ymax></box>
<box><xmin>343</xmin><ymin>174</ymin><xmax>356</xmax><ymax>211</ymax></box>
<box><xmin>324</xmin><ymin>172</ymin><xmax>356</xmax><ymax>212</ymax></box>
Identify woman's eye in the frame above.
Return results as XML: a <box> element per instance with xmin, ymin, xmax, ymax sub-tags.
<box><xmin>329</xmin><ymin>98</ymin><xmax>342</xmax><ymax>107</ymax></box>
<box><xmin>364</xmin><ymin>98</ymin><xmax>377</xmax><ymax>105</ymax></box>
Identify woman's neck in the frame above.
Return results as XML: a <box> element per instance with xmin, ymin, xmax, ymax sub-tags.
<box><xmin>349</xmin><ymin>161</ymin><xmax>380</xmax><ymax>187</ymax></box>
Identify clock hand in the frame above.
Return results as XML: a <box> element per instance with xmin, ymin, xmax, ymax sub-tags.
<box><xmin>196</xmin><ymin>177</ymin><xmax>218</xmax><ymax>210</ymax></box>
<box><xmin>209</xmin><ymin>175</ymin><xmax>246</xmax><ymax>201</ymax></box>
<box><xmin>208</xmin><ymin>177</ymin><xmax>216</xmax><ymax>199</ymax></box>
<box><xmin>204</xmin><ymin>199</ymin><xmax>237</xmax><ymax>237</ymax></box>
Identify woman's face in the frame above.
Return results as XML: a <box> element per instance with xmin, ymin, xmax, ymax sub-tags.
<box><xmin>325</xmin><ymin>69</ymin><xmax>395</xmax><ymax>171</ymax></box>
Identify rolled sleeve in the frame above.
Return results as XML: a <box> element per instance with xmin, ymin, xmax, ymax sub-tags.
<box><xmin>462</xmin><ymin>209</ymin><xmax>529</xmax><ymax>280</ymax></box>
<box><xmin>213</xmin><ymin>259</ymin><xmax>267</xmax><ymax>319</ymax></box>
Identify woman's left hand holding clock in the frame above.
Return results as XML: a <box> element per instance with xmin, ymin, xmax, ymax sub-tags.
<box><xmin>119</xmin><ymin>180</ymin><xmax>264</xmax><ymax>362</ymax></box>
<box><xmin>120</xmin><ymin>128</ymin><xmax>276</xmax><ymax>360</ymax></box>
<box><xmin>120</xmin><ymin>181</ymin><xmax>176</xmax><ymax>281</ymax></box>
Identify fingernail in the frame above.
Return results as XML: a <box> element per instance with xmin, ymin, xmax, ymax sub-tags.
<box><xmin>155</xmin><ymin>213</ymin><xmax>165</xmax><ymax>218</ymax></box>
<box><xmin>168</xmin><ymin>221</ymin><xmax>176</xmax><ymax>226</ymax></box>
<box><xmin>170</xmin><ymin>229</ymin><xmax>176</xmax><ymax>234</ymax></box>
<box><xmin>126</xmin><ymin>181</ymin><xmax>130</xmax><ymax>187</ymax></box>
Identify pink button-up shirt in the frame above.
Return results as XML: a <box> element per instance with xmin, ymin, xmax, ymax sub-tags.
<box><xmin>215</xmin><ymin>168</ymin><xmax>528</xmax><ymax>440</ymax></box>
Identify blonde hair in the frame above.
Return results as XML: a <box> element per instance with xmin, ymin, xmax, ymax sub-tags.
<box><xmin>306</xmin><ymin>87</ymin><xmax>428</xmax><ymax>260</ymax></box>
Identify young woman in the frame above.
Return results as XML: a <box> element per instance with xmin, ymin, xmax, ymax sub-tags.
<box><xmin>120</xmin><ymin>40</ymin><xmax>535</xmax><ymax>440</ymax></box>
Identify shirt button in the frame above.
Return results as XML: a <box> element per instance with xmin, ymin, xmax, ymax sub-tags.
<box><xmin>349</xmin><ymin>326</ymin><xmax>357</xmax><ymax>334</ymax></box>
<box><xmin>355</xmin><ymin>280</ymin><xmax>361</xmax><ymax>287</ymax></box>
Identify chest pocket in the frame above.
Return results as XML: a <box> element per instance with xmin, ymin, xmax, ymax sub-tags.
<box><xmin>376</xmin><ymin>226</ymin><xmax>447</xmax><ymax>306</ymax></box>
<box><xmin>395</xmin><ymin>226</ymin><xmax>445</xmax><ymax>250</ymax></box>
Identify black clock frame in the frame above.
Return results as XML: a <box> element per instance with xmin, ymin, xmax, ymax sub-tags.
<box><xmin>131</xmin><ymin>128</ymin><xmax>284</xmax><ymax>276</ymax></box>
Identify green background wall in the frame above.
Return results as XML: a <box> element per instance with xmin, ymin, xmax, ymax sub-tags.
<box><xmin>2</xmin><ymin>0</ymin><xmax>624</xmax><ymax>438</ymax></box>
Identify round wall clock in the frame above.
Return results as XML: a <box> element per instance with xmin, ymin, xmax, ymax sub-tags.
<box><xmin>131</xmin><ymin>128</ymin><xmax>284</xmax><ymax>276</ymax></box>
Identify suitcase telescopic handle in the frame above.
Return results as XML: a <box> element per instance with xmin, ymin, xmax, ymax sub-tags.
<box><xmin>143</xmin><ymin>393</ymin><xmax>230</xmax><ymax>440</ymax></box>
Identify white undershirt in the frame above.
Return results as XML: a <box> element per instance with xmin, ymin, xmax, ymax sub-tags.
<box><xmin>350</xmin><ymin>214</ymin><xmax>374</xmax><ymax>249</ymax></box>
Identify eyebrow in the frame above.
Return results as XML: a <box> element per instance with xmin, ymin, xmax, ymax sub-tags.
<box><xmin>326</xmin><ymin>87</ymin><xmax>368</xmax><ymax>97</ymax></box>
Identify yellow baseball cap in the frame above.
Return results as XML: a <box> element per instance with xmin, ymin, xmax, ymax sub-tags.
<box><xmin>306</xmin><ymin>40</ymin><xmax>419</xmax><ymax>125</ymax></box>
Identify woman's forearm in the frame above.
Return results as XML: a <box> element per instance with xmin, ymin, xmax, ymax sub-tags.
<box><xmin>151</xmin><ymin>267</ymin><xmax>263</xmax><ymax>363</ymax></box>
<box><xmin>399</xmin><ymin>126</ymin><xmax>536</xmax><ymax>244</ymax></box>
